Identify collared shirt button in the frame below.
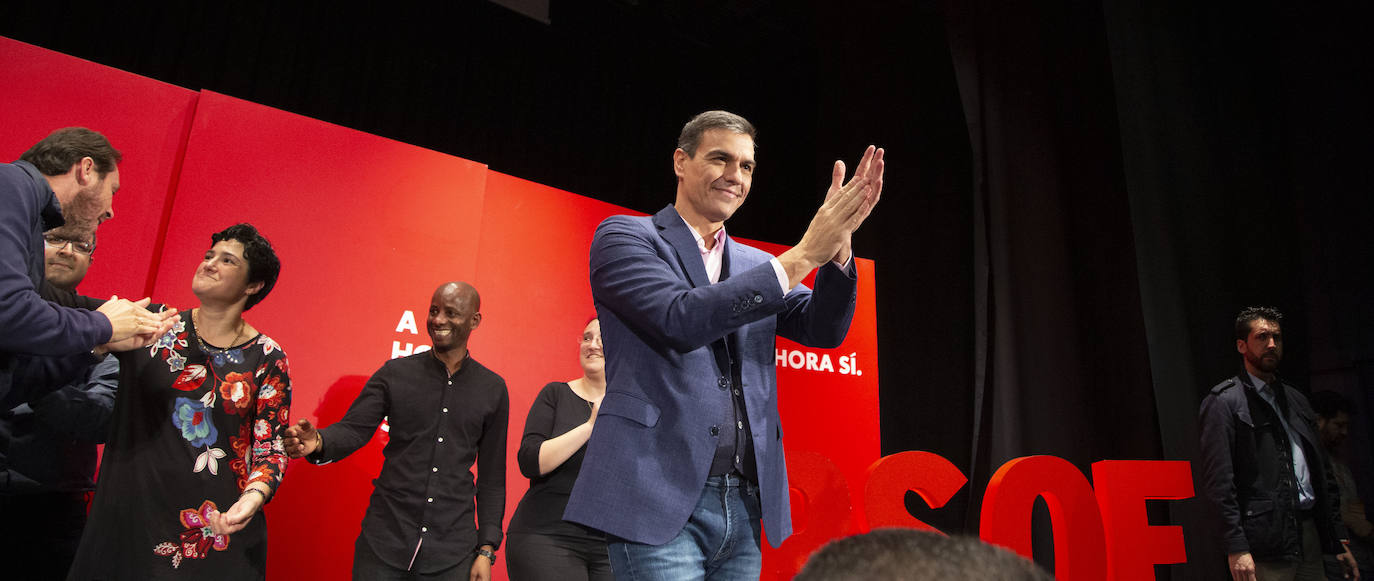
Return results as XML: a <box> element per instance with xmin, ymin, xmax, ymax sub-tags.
<box><xmin>427</xmin><ymin>497</ymin><xmax>434</xmax><ymax>503</ymax></box>
<box><xmin>733</xmin><ymin>388</ymin><xmax>741</xmax><ymax>396</ymax></box>
<box><xmin>442</xmin><ymin>407</ymin><xmax>449</xmax><ymax>413</ymax></box>
<box><xmin>432</xmin><ymin>467</ymin><xmax>438</xmax><ymax>472</ymax></box>
<box><xmin>735</xmin><ymin>455</ymin><xmax>742</xmax><ymax>463</ymax></box>
<box><xmin>753</xmin><ymin>294</ymin><xmax>763</xmax><ymax>303</ymax></box>
<box><xmin>437</xmin><ymin>437</ymin><xmax>444</xmax><ymax>443</ymax></box>
<box><xmin>447</xmin><ymin>380</ymin><xmax>452</xmax><ymax>386</ymax></box>
<box><xmin>709</xmin><ymin>426</ymin><xmax>719</xmax><ymax>436</ymax></box>
<box><xmin>737</xmin><ymin>420</ymin><xmax>743</xmax><ymax>430</ymax></box>
<box><xmin>422</xmin><ymin>526</ymin><xmax>428</xmax><ymax>532</ymax></box>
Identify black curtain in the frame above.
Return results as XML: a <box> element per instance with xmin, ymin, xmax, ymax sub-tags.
<box><xmin>945</xmin><ymin>0</ymin><xmax>1374</xmax><ymax>577</ymax></box>
<box><xmin>944</xmin><ymin>0</ymin><xmax>1163</xmax><ymax>571</ymax></box>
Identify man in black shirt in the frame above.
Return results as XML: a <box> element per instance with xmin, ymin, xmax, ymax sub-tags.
<box><xmin>284</xmin><ymin>282</ymin><xmax>508</xmax><ymax>580</ymax></box>
<box><xmin>1</xmin><ymin>223</ymin><xmax>119</xmax><ymax>579</ymax></box>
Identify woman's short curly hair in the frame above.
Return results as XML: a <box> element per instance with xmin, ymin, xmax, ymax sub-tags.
<box><xmin>211</xmin><ymin>223</ymin><xmax>280</xmax><ymax>311</ymax></box>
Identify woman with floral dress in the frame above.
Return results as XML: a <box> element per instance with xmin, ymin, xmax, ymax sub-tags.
<box><xmin>67</xmin><ymin>224</ymin><xmax>289</xmax><ymax>580</ymax></box>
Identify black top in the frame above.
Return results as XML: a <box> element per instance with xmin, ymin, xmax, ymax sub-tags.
<box><xmin>68</xmin><ymin>316</ymin><xmax>292</xmax><ymax>579</ymax></box>
<box><xmin>508</xmin><ymin>382</ymin><xmax>604</xmax><ymax>540</ymax></box>
<box><xmin>311</xmin><ymin>350</ymin><xmax>508</xmax><ymax>574</ymax></box>
<box><xmin>0</xmin><ymin>354</ymin><xmax>118</xmax><ymax>494</ymax></box>
<box><xmin>1</xmin><ymin>284</ymin><xmax>114</xmax><ymax>494</ymax></box>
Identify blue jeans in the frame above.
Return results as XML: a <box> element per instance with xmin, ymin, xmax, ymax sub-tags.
<box><xmin>608</xmin><ymin>474</ymin><xmax>763</xmax><ymax>581</ymax></box>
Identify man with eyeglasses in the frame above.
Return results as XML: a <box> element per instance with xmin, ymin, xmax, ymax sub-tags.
<box><xmin>0</xmin><ymin>127</ymin><xmax>177</xmax><ymax>408</ymax></box>
<box><xmin>1</xmin><ymin>224</ymin><xmax>120</xmax><ymax>578</ymax></box>
<box><xmin>42</xmin><ymin>230</ymin><xmax>99</xmax><ymax>289</ymax></box>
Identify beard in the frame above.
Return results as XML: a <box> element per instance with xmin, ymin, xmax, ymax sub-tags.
<box><xmin>61</xmin><ymin>182</ymin><xmax>108</xmax><ymax>227</ymax></box>
<box><xmin>1248</xmin><ymin>350</ymin><xmax>1281</xmax><ymax>373</ymax></box>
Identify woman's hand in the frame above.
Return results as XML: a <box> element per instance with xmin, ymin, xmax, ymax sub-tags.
<box><xmin>208</xmin><ymin>487</ymin><xmax>268</xmax><ymax>536</ymax></box>
<box><xmin>588</xmin><ymin>397</ymin><xmax>601</xmax><ymax>427</ymax></box>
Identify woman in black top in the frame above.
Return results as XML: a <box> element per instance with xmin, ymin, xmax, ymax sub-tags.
<box><xmin>506</xmin><ymin>318</ymin><xmax>610</xmax><ymax>581</ymax></box>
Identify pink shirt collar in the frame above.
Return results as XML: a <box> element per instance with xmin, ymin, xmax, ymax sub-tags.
<box><xmin>682</xmin><ymin>216</ymin><xmax>727</xmax><ymax>284</ymax></box>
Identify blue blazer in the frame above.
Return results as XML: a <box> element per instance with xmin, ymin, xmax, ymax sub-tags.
<box><xmin>565</xmin><ymin>204</ymin><xmax>857</xmax><ymax>547</ymax></box>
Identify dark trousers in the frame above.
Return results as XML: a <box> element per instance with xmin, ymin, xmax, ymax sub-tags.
<box><xmin>0</xmin><ymin>491</ymin><xmax>88</xmax><ymax>581</ymax></box>
<box><xmin>506</xmin><ymin>531</ymin><xmax>612</xmax><ymax>581</ymax></box>
<box><xmin>353</xmin><ymin>535</ymin><xmax>476</xmax><ymax>581</ymax></box>
<box><xmin>1254</xmin><ymin>515</ymin><xmax>1324</xmax><ymax>581</ymax></box>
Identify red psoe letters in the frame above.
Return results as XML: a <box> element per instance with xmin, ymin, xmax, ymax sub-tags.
<box><xmin>858</xmin><ymin>451</ymin><xmax>967</xmax><ymax>532</ymax></box>
<box><xmin>979</xmin><ymin>455</ymin><xmax>1110</xmax><ymax>580</ymax></box>
<box><xmin>1092</xmin><ymin>460</ymin><xmax>1193</xmax><ymax>581</ymax></box>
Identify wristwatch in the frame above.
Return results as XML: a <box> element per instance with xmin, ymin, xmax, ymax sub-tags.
<box><xmin>476</xmin><ymin>547</ymin><xmax>497</xmax><ymax>564</ymax></box>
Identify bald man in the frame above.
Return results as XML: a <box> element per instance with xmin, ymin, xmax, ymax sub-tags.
<box><xmin>284</xmin><ymin>282</ymin><xmax>509</xmax><ymax>581</ymax></box>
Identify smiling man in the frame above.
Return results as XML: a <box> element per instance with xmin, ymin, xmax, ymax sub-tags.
<box><xmin>283</xmin><ymin>282</ymin><xmax>509</xmax><ymax>581</ymax></box>
<box><xmin>1199</xmin><ymin>306</ymin><xmax>1359</xmax><ymax>580</ymax></box>
<box><xmin>1</xmin><ymin>223</ymin><xmax>120</xmax><ymax>578</ymax></box>
<box><xmin>41</xmin><ymin>225</ymin><xmax>98</xmax><ymax>289</ymax></box>
<box><xmin>566</xmin><ymin>110</ymin><xmax>884</xmax><ymax>579</ymax></box>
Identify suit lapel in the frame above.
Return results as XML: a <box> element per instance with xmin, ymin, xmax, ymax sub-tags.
<box><xmin>726</xmin><ymin>233</ymin><xmax>757</xmax><ymax>281</ymax></box>
<box><xmin>654</xmin><ymin>204</ymin><xmax>711</xmax><ymax>289</ymax></box>
<box><xmin>1278</xmin><ymin>380</ymin><xmax>1320</xmax><ymax>450</ymax></box>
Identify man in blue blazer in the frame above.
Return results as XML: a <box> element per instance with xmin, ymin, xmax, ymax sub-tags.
<box><xmin>566</xmin><ymin>110</ymin><xmax>884</xmax><ymax>578</ymax></box>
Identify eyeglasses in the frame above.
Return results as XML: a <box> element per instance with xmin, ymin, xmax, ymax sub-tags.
<box><xmin>43</xmin><ymin>234</ymin><xmax>96</xmax><ymax>256</ymax></box>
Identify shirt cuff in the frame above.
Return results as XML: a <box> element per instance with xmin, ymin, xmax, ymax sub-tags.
<box><xmin>832</xmin><ymin>251</ymin><xmax>853</xmax><ymax>271</ymax></box>
<box><xmin>768</xmin><ymin>258</ymin><xmax>790</xmax><ymax>293</ymax></box>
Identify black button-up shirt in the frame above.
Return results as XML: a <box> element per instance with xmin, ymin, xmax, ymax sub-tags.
<box><xmin>311</xmin><ymin>350</ymin><xmax>508</xmax><ymax>573</ymax></box>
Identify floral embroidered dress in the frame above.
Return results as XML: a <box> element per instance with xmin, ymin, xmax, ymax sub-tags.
<box><xmin>67</xmin><ymin>315</ymin><xmax>290</xmax><ymax>580</ymax></box>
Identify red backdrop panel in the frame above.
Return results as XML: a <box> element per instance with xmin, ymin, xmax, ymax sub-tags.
<box><xmin>0</xmin><ymin>36</ymin><xmax>198</xmax><ymax>298</ymax></box>
<box><xmin>151</xmin><ymin>91</ymin><xmax>489</xmax><ymax>581</ymax></box>
<box><xmin>471</xmin><ymin>171</ymin><xmax>641</xmax><ymax>579</ymax></box>
<box><xmin>744</xmin><ymin>243</ymin><xmax>882</xmax><ymax>500</ymax></box>
<box><xmin>2</xmin><ymin>40</ymin><xmax>883</xmax><ymax>578</ymax></box>
<box><xmin>744</xmin><ymin>240</ymin><xmax>882</xmax><ymax>579</ymax></box>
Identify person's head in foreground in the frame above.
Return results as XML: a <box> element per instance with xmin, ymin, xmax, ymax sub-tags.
<box><xmin>795</xmin><ymin>528</ymin><xmax>1054</xmax><ymax>581</ymax></box>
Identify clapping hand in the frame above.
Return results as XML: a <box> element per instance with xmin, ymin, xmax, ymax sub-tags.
<box><xmin>97</xmin><ymin>299</ymin><xmax>180</xmax><ymax>354</ymax></box>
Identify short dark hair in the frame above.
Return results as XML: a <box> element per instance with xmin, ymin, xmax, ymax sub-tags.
<box><xmin>1235</xmin><ymin>306</ymin><xmax>1283</xmax><ymax>341</ymax></box>
<box><xmin>44</xmin><ymin>223</ymin><xmax>98</xmax><ymax>256</ymax></box>
<box><xmin>677</xmin><ymin>110</ymin><xmax>756</xmax><ymax>157</ymax></box>
<box><xmin>796</xmin><ymin>529</ymin><xmax>1054</xmax><ymax>581</ymax></box>
<box><xmin>1310</xmin><ymin>390</ymin><xmax>1355</xmax><ymax>419</ymax></box>
<box><xmin>20</xmin><ymin>127</ymin><xmax>122</xmax><ymax>177</ymax></box>
<box><xmin>211</xmin><ymin>223</ymin><xmax>280</xmax><ymax>311</ymax></box>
